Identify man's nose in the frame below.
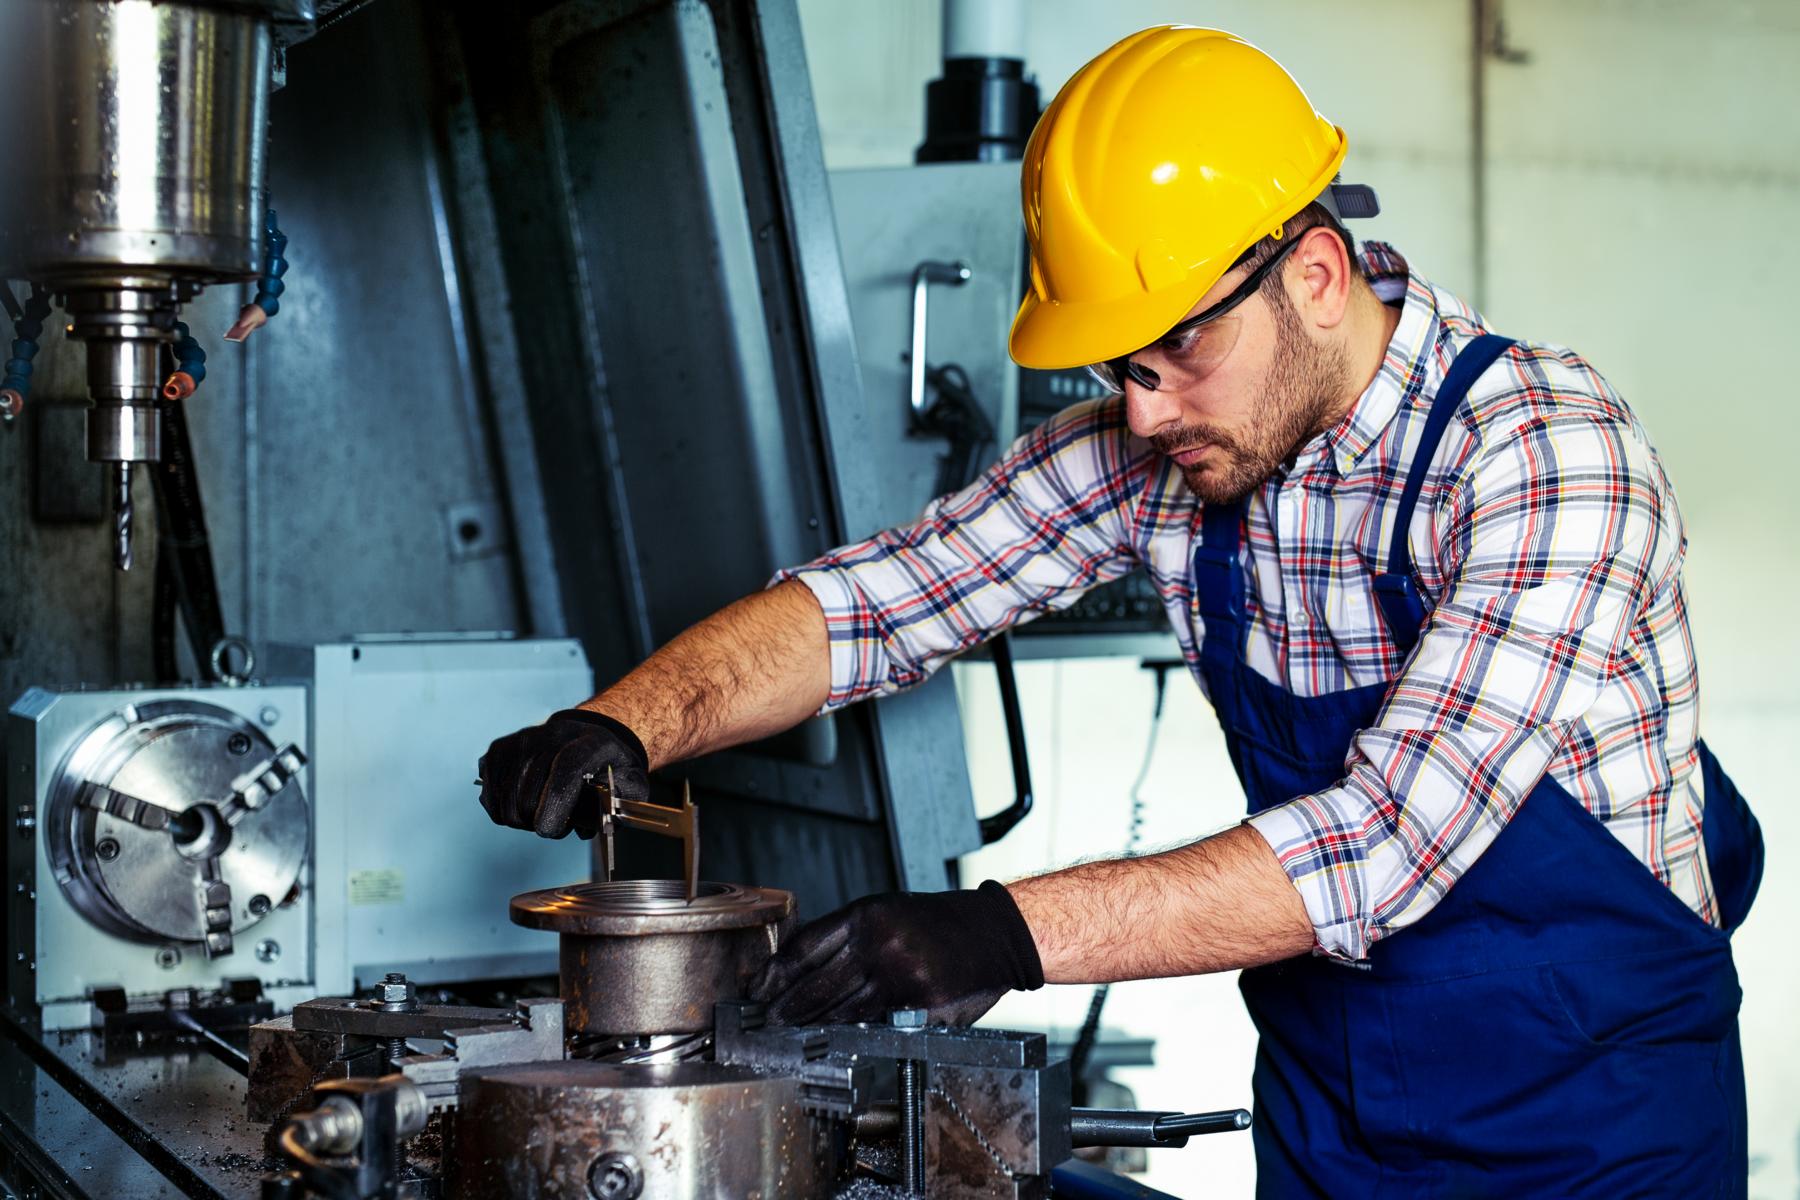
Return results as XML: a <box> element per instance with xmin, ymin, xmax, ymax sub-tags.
<box><xmin>1124</xmin><ymin>373</ymin><xmax>1183</xmax><ymax>441</ymax></box>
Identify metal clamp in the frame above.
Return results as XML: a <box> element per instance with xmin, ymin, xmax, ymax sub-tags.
<box><xmin>909</xmin><ymin>260</ymin><xmax>971</xmax><ymax>420</ymax></box>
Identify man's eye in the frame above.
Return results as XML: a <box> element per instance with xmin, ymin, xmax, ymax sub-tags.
<box><xmin>1161</xmin><ymin>328</ymin><xmax>1202</xmax><ymax>354</ymax></box>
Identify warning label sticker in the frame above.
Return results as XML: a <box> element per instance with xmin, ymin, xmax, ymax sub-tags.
<box><xmin>348</xmin><ymin>868</ymin><xmax>405</xmax><ymax>906</ymax></box>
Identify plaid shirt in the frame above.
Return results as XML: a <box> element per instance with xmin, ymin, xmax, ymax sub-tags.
<box><xmin>778</xmin><ymin>242</ymin><xmax>1712</xmax><ymax>962</ymax></box>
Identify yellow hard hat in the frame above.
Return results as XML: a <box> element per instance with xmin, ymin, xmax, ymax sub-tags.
<box><xmin>1010</xmin><ymin>27</ymin><xmax>1361</xmax><ymax>371</ymax></box>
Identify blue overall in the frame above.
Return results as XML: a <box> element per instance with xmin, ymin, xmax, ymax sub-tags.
<box><xmin>1191</xmin><ymin>335</ymin><xmax>1764</xmax><ymax>1198</ymax></box>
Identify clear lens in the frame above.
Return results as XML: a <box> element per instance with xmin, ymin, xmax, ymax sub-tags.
<box><xmin>1084</xmin><ymin>310</ymin><xmax>1244</xmax><ymax>395</ymax></box>
<box><xmin>1085</xmin><ymin>361</ymin><xmax>1125</xmax><ymax>394</ymax></box>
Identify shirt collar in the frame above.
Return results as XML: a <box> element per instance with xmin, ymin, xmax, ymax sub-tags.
<box><xmin>1304</xmin><ymin>241</ymin><xmax>1444</xmax><ymax>478</ymax></box>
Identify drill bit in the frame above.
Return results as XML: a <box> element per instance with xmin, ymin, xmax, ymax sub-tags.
<box><xmin>113</xmin><ymin>462</ymin><xmax>133</xmax><ymax>571</ymax></box>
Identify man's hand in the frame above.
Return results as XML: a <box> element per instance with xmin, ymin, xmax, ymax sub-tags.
<box><xmin>748</xmin><ymin>881</ymin><xmax>1044</xmax><ymax>1026</ymax></box>
<box><xmin>477</xmin><ymin>709</ymin><xmax>649</xmax><ymax>839</ymax></box>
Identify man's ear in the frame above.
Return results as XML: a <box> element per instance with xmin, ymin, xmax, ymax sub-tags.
<box><xmin>1289</xmin><ymin>225</ymin><xmax>1353</xmax><ymax>330</ymax></box>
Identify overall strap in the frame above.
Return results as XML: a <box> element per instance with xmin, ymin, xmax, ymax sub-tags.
<box><xmin>1372</xmin><ymin>333</ymin><xmax>1517</xmax><ymax>653</ymax></box>
<box><xmin>1193</xmin><ymin>499</ymin><xmax>1247</xmax><ymax>679</ymax></box>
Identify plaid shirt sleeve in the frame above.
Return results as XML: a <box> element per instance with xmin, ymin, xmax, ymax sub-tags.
<box><xmin>774</xmin><ymin>399</ymin><xmax>1153</xmax><ymax>712</ymax></box>
<box><xmin>1247</xmin><ymin>392</ymin><xmax>1683</xmax><ymax>962</ymax></box>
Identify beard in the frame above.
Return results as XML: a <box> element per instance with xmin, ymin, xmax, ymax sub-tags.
<box><xmin>1150</xmin><ymin>299</ymin><xmax>1350</xmax><ymax>506</ymax></box>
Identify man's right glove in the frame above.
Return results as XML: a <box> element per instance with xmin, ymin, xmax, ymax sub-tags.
<box><xmin>748</xmin><ymin>881</ymin><xmax>1044</xmax><ymax>1027</ymax></box>
<box><xmin>477</xmin><ymin>709</ymin><xmax>650</xmax><ymax>839</ymax></box>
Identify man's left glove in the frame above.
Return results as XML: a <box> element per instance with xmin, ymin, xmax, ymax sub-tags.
<box><xmin>477</xmin><ymin>709</ymin><xmax>650</xmax><ymax>839</ymax></box>
<box><xmin>748</xmin><ymin>881</ymin><xmax>1044</xmax><ymax>1027</ymax></box>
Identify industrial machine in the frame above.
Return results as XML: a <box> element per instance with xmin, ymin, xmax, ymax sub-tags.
<box><xmin>0</xmin><ymin>0</ymin><xmax>1239</xmax><ymax>1195</ymax></box>
<box><xmin>239</xmin><ymin>805</ymin><xmax>1246</xmax><ymax>1199</ymax></box>
<box><xmin>0</xmin><ymin>0</ymin><xmax>347</xmax><ymax>570</ymax></box>
<box><xmin>6</xmin><ymin>637</ymin><xmax>592</xmax><ymax>1030</ymax></box>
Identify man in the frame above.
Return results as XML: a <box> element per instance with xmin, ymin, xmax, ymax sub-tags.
<box><xmin>478</xmin><ymin>27</ymin><xmax>1762</xmax><ymax>1197</ymax></box>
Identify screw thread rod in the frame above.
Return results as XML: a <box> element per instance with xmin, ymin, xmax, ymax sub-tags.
<box><xmin>899</xmin><ymin>1058</ymin><xmax>924</xmax><ymax>1194</ymax></box>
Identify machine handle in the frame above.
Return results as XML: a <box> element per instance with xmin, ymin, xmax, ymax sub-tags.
<box><xmin>1069</xmin><ymin>1106</ymin><xmax>1253</xmax><ymax>1149</ymax></box>
<box><xmin>909</xmin><ymin>260</ymin><xmax>972</xmax><ymax>419</ymax></box>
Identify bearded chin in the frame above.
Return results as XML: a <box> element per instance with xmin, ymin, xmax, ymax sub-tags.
<box><xmin>1178</xmin><ymin>454</ymin><xmax>1266</xmax><ymax>506</ymax></box>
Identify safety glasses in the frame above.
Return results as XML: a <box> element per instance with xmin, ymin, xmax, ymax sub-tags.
<box><xmin>1086</xmin><ymin>234</ymin><xmax>1307</xmax><ymax>394</ymax></box>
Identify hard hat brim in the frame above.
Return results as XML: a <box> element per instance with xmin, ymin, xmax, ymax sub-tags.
<box><xmin>1008</xmin><ymin>281</ymin><xmax>1207</xmax><ymax>373</ymax></box>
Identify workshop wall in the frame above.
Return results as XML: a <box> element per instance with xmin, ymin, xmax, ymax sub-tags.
<box><xmin>797</xmin><ymin>1</ymin><xmax>1800</xmax><ymax>1196</ymax></box>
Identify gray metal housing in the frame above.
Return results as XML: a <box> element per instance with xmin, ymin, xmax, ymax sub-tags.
<box><xmin>7</xmin><ymin>682</ymin><xmax>315</xmax><ymax>1029</ymax></box>
<box><xmin>0</xmin><ymin>0</ymin><xmax>984</xmax><ymax>938</ymax></box>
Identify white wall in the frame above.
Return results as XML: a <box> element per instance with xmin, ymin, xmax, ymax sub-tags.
<box><xmin>795</xmin><ymin>2</ymin><xmax>1800</xmax><ymax>1196</ymax></box>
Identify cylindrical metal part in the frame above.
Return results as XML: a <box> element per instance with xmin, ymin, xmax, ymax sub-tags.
<box><xmin>511</xmin><ymin>880</ymin><xmax>791</xmax><ymax>1037</ymax></box>
<box><xmin>84</xmin><ymin>339</ymin><xmax>166</xmax><ymax>406</ymax></box>
<box><xmin>454</xmin><ymin>1061</ymin><xmax>834</xmax><ymax>1200</ymax></box>
<box><xmin>1068</xmin><ymin>1107</ymin><xmax>1254</xmax><ymax>1148</ymax></box>
<box><xmin>89</xmin><ymin>400</ymin><xmax>162</xmax><ymax>462</ymax></box>
<box><xmin>941</xmin><ymin>0</ymin><xmax>1027</xmax><ymax>61</ymax></box>
<box><xmin>1152</xmin><ymin>1108</ymin><xmax>1254</xmax><ymax>1138</ymax></box>
<box><xmin>1069</xmin><ymin>1108</ymin><xmax>1186</xmax><ymax>1150</ymax></box>
<box><xmin>0</xmin><ymin>1</ymin><xmax>273</xmax><ymax>284</ymax></box>
<box><xmin>113</xmin><ymin>463</ymin><xmax>136</xmax><ymax>571</ymax></box>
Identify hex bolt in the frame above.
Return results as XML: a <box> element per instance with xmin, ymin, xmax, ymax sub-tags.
<box><xmin>248</xmin><ymin>893</ymin><xmax>272</xmax><ymax>917</ymax></box>
<box><xmin>227</xmin><ymin>732</ymin><xmax>252</xmax><ymax>756</ymax></box>
<box><xmin>371</xmin><ymin>971</ymin><xmax>421</xmax><ymax>1012</ymax></box>
<box><xmin>891</xmin><ymin>1008</ymin><xmax>929</xmax><ymax>1195</ymax></box>
<box><xmin>254</xmin><ymin>939</ymin><xmax>280</xmax><ymax>964</ymax></box>
<box><xmin>586</xmin><ymin>1151</ymin><xmax>644</xmax><ymax>1200</ymax></box>
<box><xmin>95</xmin><ymin>837</ymin><xmax>121</xmax><ymax>862</ymax></box>
<box><xmin>155</xmin><ymin>946</ymin><xmax>181</xmax><ymax>970</ymax></box>
<box><xmin>258</xmin><ymin>706</ymin><xmax>280</xmax><ymax>726</ymax></box>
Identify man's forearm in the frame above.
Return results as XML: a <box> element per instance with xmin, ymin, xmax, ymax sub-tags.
<box><xmin>1006</xmin><ymin>824</ymin><xmax>1313</xmax><ymax>983</ymax></box>
<box><xmin>579</xmin><ymin>580</ymin><xmax>830</xmax><ymax>770</ymax></box>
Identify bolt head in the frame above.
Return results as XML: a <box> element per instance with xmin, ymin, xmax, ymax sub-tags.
<box><xmin>227</xmin><ymin>732</ymin><xmax>252</xmax><ymax>756</ymax></box>
<box><xmin>248</xmin><ymin>893</ymin><xmax>272</xmax><ymax>917</ymax></box>
<box><xmin>587</xmin><ymin>1152</ymin><xmax>643</xmax><ymax>1200</ymax></box>
<box><xmin>155</xmin><ymin>946</ymin><xmax>182</xmax><ymax>970</ymax></box>
<box><xmin>889</xmin><ymin>1008</ymin><xmax>928</xmax><ymax>1029</ymax></box>
<box><xmin>95</xmin><ymin>837</ymin><xmax>121</xmax><ymax>862</ymax></box>
<box><xmin>254</xmin><ymin>938</ymin><xmax>280</xmax><ymax>964</ymax></box>
<box><xmin>375</xmin><ymin>976</ymin><xmax>415</xmax><ymax>1006</ymax></box>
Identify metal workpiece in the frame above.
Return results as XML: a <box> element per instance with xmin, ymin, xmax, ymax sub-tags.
<box><xmin>454</xmin><ymin>1060</ymin><xmax>836</xmax><ymax>1200</ymax></box>
<box><xmin>511</xmin><ymin>880</ymin><xmax>791</xmax><ymax>1037</ymax></box>
<box><xmin>44</xmin><ymin>699</ymin><xmax>309</xmax><ymax>956</ymax></box>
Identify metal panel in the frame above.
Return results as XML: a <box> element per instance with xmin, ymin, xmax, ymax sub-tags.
<box><xmin>827</xmin><ymin>161</ymin><xmax>1024</xmax><ymax>526</ymax></box>
<box><xmin>265</xmin><ymin>636</ymin><xmax>593</xmax><ymax>994</ymax></box>
<box><xmin>439</xmin><ymin>0</ymin><xmax>981</xmax><ymax>904</ymax></box>
<box><xmin>250</xmin><ymin>0</ymin><xmax>525</xmax><ymax>646</ymax></box>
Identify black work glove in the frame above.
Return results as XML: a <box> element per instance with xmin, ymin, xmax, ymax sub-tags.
<box><xmin>477</xmin><ymin>709</ymin><xmax>649</xmax><ymax>839</ymax></box>
<box><xmin>748</xmin><ymin>881</ymin><xmax>1044</xmax><ymax>1027</ymax></box>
